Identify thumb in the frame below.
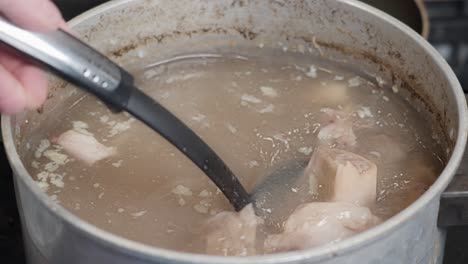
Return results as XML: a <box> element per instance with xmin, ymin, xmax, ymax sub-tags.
<box><xmin>0</xmin><ymin>64</ymin><xmax>27</xmax><ymax>114</ymax></box>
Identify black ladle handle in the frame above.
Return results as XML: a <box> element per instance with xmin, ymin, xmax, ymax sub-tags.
<box><xmin>0</xmin><ymin>17</ymin><xmax>251</xmax><ymax>211</ymax></box>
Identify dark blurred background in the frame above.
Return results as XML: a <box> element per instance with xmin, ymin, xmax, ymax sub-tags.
<box><xmin>426</xmin><ymin>0</ymin><xmax>468</xmax><ymax>92</ymax></box>
<box><xmin>2</xmin><ymin>0</ymin><xmax>468</xmax><ymax>263</ymax></box>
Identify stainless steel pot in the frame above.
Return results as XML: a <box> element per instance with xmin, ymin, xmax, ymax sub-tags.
<box><xmin>2</xmin><ymin>0</ymin><xmax>467</xmax><ymax>263</ymax></box>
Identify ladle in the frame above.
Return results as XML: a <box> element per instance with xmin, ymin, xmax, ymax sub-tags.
<box><xmin>0</xmin><ymin>18</ymin><xmax>255</xmax><ymax>211</ymax></box>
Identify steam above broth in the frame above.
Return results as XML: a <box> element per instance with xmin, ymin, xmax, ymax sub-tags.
<box><xmin>23</xmin><ymin>51</ymin><xmax>444</xmax><ymax>255</ymax></box>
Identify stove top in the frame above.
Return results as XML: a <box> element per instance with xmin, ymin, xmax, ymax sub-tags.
<box><xmin>2</xmin><ymin>1</ymin><xmax>468</xmax><ymax>263</ymax></box>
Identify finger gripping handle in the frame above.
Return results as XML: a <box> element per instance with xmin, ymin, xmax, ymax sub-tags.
<box><xmin>0</xmin><ymin>17</ymin><xmax>132</xmax><ymax>110</ymax></box>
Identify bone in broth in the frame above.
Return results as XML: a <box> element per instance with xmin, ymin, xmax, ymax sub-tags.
<box><xmin>23</xmin><ymin>50</ymin><xmax>444</xmax><ymax>256</ymax></box>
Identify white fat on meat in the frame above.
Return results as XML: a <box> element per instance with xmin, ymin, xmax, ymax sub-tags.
<box><xmin>317</xmin><ymin>108</ymin><xmax>356</xmax><ymax>148</ymax></box>
<box><xmin>264</xmin><ymin>202</ymin><xmax>380</xmax><ymax>253</ymax></box>
<box><xmin>204</xmin><ymin>204</ymin><xmax>263</xmax><ymax>256</ymax></box>
<box><xmin>306</xmin><ymin>146</ymin><xmax>377</xmax><ymax>207</ymax></box>
<box><xmin>56</xmin><ymin>130</ymin><xmax>116</xmax><ymax>165</ymax></box>
<box><xmin>317</xmin><ymin>121</ymin><xmax>356</xmax><ymax>148</ymax></box>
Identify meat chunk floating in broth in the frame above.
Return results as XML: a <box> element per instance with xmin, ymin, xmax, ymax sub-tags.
<box><xmin>306</xmin><ymin>146</ymin><xmax>377</xmax><ymax>207</ymax></box>
<box><xmin>317</xmin><ymin>108</ymin><xmax>356</xmax><ymax>148</ymax></box>
<box><xmin>56</xmin><ymin>130</ymin><xmax>116</xmax><ymax>165</ymax></box>
<box><xmin>205</xmin><ymin>204</ymin><xmax>263</xmax><ymax>256</ymax></box>
<box><xmin>261</xmin><ymin>145</ymin><xmax>380</xmax><ymax>253</ymax></box>
<box><xmin>204</xmin><ymin>144</ymin><xmax>380</xmax><ymax>254</ymax></box>
<box><xmin>264</xmin><ymin>202</ymin><xmax>381</xmax><ymax>253</ymax></box>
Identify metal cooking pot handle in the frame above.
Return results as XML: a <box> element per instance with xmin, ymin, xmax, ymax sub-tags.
<box><xmin>359</xmin><ymin>0</ymin><xmax>429</xmax><ymax>39</ymax></box>
<box><xmin>0</xmin><ymin>17</ymin><xmax>133</xmax><ymax>112</ymax></box>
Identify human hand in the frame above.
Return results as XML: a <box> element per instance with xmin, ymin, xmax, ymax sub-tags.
<box><xmin>0</xmin><ymin>0</ymin><xmax>66</xmax><ymax>114</ymax></box>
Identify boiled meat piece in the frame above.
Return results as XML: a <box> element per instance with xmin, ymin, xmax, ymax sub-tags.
<box><xmin>264</xmin><ymin>202</ymin><xmax>380</xmax><ymax>253</ymax></box>
<box><xmin>306</xmin><ymin>146</ymin><xmax>377</xmax><ymax>207</ymax></box>
<box><xmin>56</xmin><ymin>130</ymin><xmax>116</xmax><ymax>165</ymax></box>
<box><xmin>317</xmin><ymin>121</ymin><xmax>356</xmax><ymax>148</ymax></box>
<box><xmin>204</xmin><ymin>204</ymin><xmax>263</xmax><ymax>256</ymax></box>
<box><xmin>317</xmin><ymin>108</ymin><xmax>356</xmax><ymax>148</ymax></box>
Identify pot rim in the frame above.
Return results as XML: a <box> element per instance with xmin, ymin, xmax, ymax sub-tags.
<box><xmin>2</xmin><ymin>0</ymin><xmax>467</xmax><ymax>263</ymax></box>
